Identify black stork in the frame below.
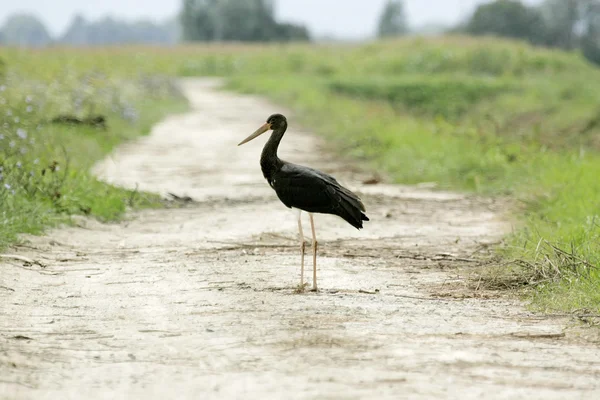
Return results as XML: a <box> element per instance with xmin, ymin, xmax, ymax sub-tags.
<box><xmin>238</xmin><ymin>113</ymin><xmax>369</xmax><ymax>291</ymax></box>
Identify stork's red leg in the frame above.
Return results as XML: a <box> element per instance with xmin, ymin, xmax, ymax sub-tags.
<box><xmin>309</xmin><ymin>213</ymin><xmax>318</xmax><ymax>291</ymax></box>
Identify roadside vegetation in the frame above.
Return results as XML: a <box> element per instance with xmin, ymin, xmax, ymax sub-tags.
<box><xmin>0</xmin><ymin>48</ymin><xmax>188</xmax><ymax>249</ymax></box>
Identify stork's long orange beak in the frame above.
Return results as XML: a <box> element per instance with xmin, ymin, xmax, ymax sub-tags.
<box><xmin>238</xmin><ymin>123</ymin><xmax>271</xmax><ymax>146</ymax></box>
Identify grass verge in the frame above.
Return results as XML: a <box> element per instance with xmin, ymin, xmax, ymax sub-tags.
<box><xmin>0</xmin><ymin>48</ymin><xmax>188</xmax><ymax>250</ymax></box>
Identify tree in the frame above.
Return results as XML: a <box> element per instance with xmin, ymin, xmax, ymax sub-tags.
<box><xmin>181</xmin><ymin>0</ymin><xmax>218</xmax><ymax>41</ymax></box>
<box><xmin>540</xmin><ymin>0</ymin><xmax>600</xmax><ymax>64</ymax></box>
<box><xmin>180</xmin><ymin>0</ymin><xmax>309</xmax><ymax>42</ymax></box>
<box><xmin>540</xmin><ymin>0</ymin><xmax>584</xmax><ymax>49</ymax></box>
<box><xmin>466</xmin><ymin>0</ymin><xmax>547</xmax><ymax>44</ymax></box>
<box><xmin>580</xmin><ymin>1</ymin><xmax>600</xmax><ymax>64</ymax></box>
<box><xmin>217</xmin><ymin>0</ymin><xmax>276</xmax><ymax>41</ymax></box>
<box><xmin>1</xmin><ymin>13</ymin><xmax>52</xmax><ymax>47</ymax></box>
<box><xmin>276</xmin><ymin>23</ymin><xmax>310</xmax><ymax>41</ymax></box>
<box><xmin>581</xmin><ymin>27</ymin><xmax>600</xmax><ymax>65</ymax></box>
<box><xmin>377</xmin><ymin>0</ymin><xmax>408</xmax><ymax>37</ymax></box>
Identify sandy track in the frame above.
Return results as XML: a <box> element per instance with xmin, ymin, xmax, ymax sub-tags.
<box><xmin>2</xmin><ymin>78</ymin><xmax>600</xmax><ymax>399</ymax></box>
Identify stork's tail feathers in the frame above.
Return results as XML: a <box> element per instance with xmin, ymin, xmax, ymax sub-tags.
<box><xmin>336</xmin><ymin>186</ymin><xmax>370</xmax><ymax>229</ymax></box>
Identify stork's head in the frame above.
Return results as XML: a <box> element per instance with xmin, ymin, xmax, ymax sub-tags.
<box><xmin>238</xmin><ymin>113</ymin><xmax>287</xmax><ymax>146</ymax></box>
<box><xmin>265</xmin><ymin>113</ymin><xmax>286</xmax><ymax>130</ymax></box>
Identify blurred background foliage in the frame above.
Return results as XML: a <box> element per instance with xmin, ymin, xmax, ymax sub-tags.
<box><xmin>1</xmin><ymin>0</ymin><xmax>599</xmax><ymax>66</ymax></box>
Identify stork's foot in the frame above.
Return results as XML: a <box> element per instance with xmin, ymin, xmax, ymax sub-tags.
<box><xmin>309</xmin><ymin>286</ymin><xmax>318</xmax><ymax>293</ymax></box>
<box><xmin>294</xmin><ymin>282</ymin><xmax>309</xmax><ymax>293</ymax></box>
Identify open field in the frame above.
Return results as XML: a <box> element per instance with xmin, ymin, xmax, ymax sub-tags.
<box><xmin>2</xmin><ymin>36</ymin><xmax>600</xmax><ymax>310</ymax></box>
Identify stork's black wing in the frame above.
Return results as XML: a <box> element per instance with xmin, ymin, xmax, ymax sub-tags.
<box><xmin>271</xmin><ymin>162</ymin><xmax>369</xmax><ymax>229</ymax></box>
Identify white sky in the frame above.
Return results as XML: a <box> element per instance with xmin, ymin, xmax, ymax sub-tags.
<box><xmin>0</xmin><ymin>0</ymin><xmax>544</xmax><ymax>39</ymax></box>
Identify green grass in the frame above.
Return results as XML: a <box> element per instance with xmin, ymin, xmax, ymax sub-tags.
<box><xmin>0</xmin><ymin>48</ymin><xmax>188</xmax><ymax>249</ymax></box>
<box><xmin>329</xmin><ymin>75</ymin><xmax>517</xmax><ymax>119</ymax></box>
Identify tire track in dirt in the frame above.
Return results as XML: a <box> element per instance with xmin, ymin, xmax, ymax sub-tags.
<box><xmin>1</xmin><ymin>78</ymin><xmax>600</xmax><ymax>399</ymax></box>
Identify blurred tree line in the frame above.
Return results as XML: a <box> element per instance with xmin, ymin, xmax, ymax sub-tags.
<box><xmin>0</xmin><ymin>0</ymin><xmax>598</xmax><ymax>66</ymax></box>
<box><xmin>60</xmin><ymin>15</ymin><xmax>179</xmax><ymax>45</ymax></box>
<box><xmin>0</xmin><ymin>13</ymin><xmax>179</xmax><ymax>46</ymax></box>
<box><xmin>180</xmin><ymin>0</ymin><xmax>309</xmax><ymax>42</ymax></box>
<box><xmin>0</xmin><ymin>14</ymin><xmax>53</xmax><ymax>47</ymax></box>
<box><xmin>461</xmin><ymin>0</ymin><xmax>600</xmax><ymax>65</ymax></box>
<box><xmin>375</xmin><ymin>0</ymin><xmax>600</xmax><ymax>66</ymax></box>
<box><xmin>377</xmin><ymin>0</ymin><xmax>409</xmax><ymax>38</ymax></box>
<box><xmin>0</xmin><ymin>0</ymin><xmax>309</xmax><ymax>46</ymax></box>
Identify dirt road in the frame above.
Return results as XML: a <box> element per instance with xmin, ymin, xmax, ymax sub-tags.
<box><xmin>2</xmin><ymin>78</ymin><xmax>600</xmax><ymax>399</ymax></box>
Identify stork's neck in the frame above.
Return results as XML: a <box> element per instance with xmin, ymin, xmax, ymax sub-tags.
<box><xmin>260</xmin><ymin>124</ymin><xmax>286</xmax><ymax>179</ymax></box>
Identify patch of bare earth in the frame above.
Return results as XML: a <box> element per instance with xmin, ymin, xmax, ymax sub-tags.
<box><xmin>2</xmin><ymin>79</ymin><xmax>600</xmax><ymax>399</ymax></box>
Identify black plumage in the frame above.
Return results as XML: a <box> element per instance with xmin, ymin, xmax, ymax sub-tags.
<box><xmin>238</xmin><ymin>113</ymin><xmax>369</xmax><ymax>291</ymax></box>
<box><xmin>270</xmin><ymin>162</ymin><xmax>369</xmax><ymax>229</ymax></box>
